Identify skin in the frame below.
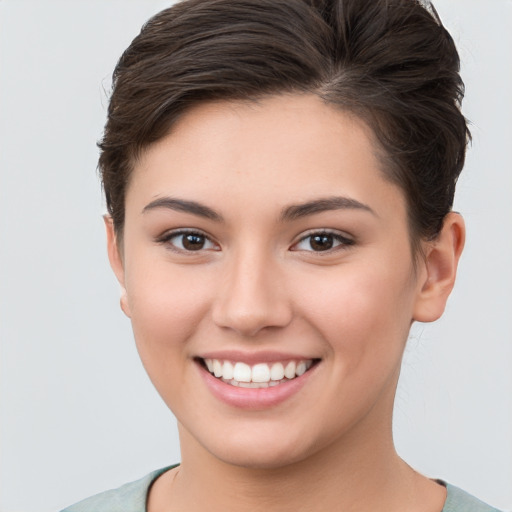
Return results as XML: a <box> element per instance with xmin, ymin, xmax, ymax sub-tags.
<box><xmin>106</xmin><ymin>94</ymin><xmax>465</xmax><ymax>512</ymax></box>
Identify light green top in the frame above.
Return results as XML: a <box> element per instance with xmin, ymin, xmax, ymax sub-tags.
<box><xmin>61</xmin><ymin>465</ymin><xmax>503</xmax><ymax>512</ymax></box>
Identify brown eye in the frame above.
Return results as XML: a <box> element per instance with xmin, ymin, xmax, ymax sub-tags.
<box><xmin>309</xmin><ymin>234</ymin><xmax>334</xmax><ymax>251</ymax></box>
<box><xmin>292</xmin><ymin>231</ymin><xmax>354</xmax><ymax>253</ymax></box>
<box><xmin>160</xmin><ymin>230</ymin><xmax>218</xmax><ymax>252</ymax></box>
<box><xmin>181</xmin><ymin>233</ymin><xmax>206</xmax><ymax>251</ymax></box>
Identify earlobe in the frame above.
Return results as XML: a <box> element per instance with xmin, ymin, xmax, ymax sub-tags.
<box><xmin>413</xmin><ymin>212</ymin><xmax>465</xmax><ymax>323</ymax></box>
<box><xmin>119</xmin><ymin>290</ymin><xmax>131</xmax><ymax>318</ymax></box>
<box><xmin>104</xmin><ymin>215</ymin><xmax>131</xmax><ymax>318</ymax></box>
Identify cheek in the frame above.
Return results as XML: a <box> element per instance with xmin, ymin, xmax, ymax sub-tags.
<box><xmin>124</xmin><ymin>258</ymin><xmax>214</xmax><ymax>373</ymax></box>
<box><xmin>294</xmin><ymin>259</ymin><xmax>416</xmax><ymax>366</ymax></box>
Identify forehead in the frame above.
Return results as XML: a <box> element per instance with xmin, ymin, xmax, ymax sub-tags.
<box><xmin>127</xmin><ymin>93</ymin><xmax>405</xmax><ymax>220</ymax></box>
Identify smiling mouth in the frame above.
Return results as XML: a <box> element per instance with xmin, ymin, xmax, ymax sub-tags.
<box><xmin>198</xmin><ymin>358</ymin><xmax>319</xmax><ymax>388</ymax></box>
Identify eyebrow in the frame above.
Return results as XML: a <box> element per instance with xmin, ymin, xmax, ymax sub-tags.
<box><xmin>280</xmin><ymin>196</ymin><xmax>376</xmax><ymax>221</ymax></box>
<box><xmin>142</xmin><ymin>197</ymin><xmax>224</xmax><ymax>222</ymax></box>
<box><xmin>142</xmin><ymin>195</ymin><xmax>375</xmax><ymax>223</ymax></box>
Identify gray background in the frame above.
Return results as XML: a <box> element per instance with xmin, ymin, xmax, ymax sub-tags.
<box><xmin>1</xmin><ymin>1</ymin><xmax>511</xmax><ymax>511</ymax></box>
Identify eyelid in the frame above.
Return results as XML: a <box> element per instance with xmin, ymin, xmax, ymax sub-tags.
<box><xmin>156</xmin><ymin>228</ymin><xmax>220</xmax><ymax>252</ymax></box>
<box><xmin>155</xmin><ymin>227</ymin><xmax>353</xmax><ymax>253</ymax></box>
<box><xmin>290</xmin><ymin>229</ymin><xmax>355</xmax><ymax>252</ymax></box>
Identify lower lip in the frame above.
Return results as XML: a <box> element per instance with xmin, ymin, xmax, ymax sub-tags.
<box><xmin>197</xmin><ymin>362</ymin><xmax>318</xmax><ymax>410</ymax></box>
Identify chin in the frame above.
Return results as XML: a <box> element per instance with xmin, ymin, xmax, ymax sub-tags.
<box><xmin>195</xmin><ymin>423</ymin><xmax>322</xmax><ymax>470</ymax></box>
<box><xmin>212</xmin><ymin>445</ymin><xmax>308</xmax><ymax>470</ymax></box>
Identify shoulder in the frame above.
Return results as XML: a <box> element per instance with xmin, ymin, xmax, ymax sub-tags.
<box><xmin>443</xmin><ymin>483</ymin><xmax>503</xmax><ymax>512</ymax></box>
<box><xmin>60</xmin><ymin>466</ymin><xmax>175</xmax><ymax>512</ymax></box>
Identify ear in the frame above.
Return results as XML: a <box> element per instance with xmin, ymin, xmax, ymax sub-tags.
<box><xmin>104</xmin><ymin>216</ymin><xmax>131</xmax><ymax>318</ymax></box>
<box><xmin>413</xmin><ymin>212</ymin><xmax>465</xmax><ymax>323</ymax></box>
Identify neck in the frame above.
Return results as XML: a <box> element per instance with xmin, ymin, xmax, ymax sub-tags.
<box><xmin>178</xmin><ymin>426</ymin><xmax>404</xmax><ymax>511</ymax></box>
<box><xmin>158</xmin><ymin>418</ymin><xmax>442</xmax><ymax>511</ymax></box>
<box><xmin>148</xmin><ymin>377</ymin><xmax>446</xmax><ymax>512</ymax></box>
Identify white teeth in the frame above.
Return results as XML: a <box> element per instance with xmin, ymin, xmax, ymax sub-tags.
<box><xmin>238</xmin><ymin>381</ymin><xmax>269</xmax><ymax>388</ymax></box>
<box><xmin>270</xmin><ymin>362</ymin><xmax>285</xmax><ymax>381</ymax></box>
<box><xmin>233</xmin><ymin>362</ymin><xmax>252</xmax><ymax>382</ymax></box>
<box><xmin>284</xmin><ymin>361</ymin><xmax>296</xmax><ymax>379</ymax></box>
<box><xmin>223</xmin><ymin>378</ymin><xmax>289</xmax><ymax>388</ymax></box>
<box><xmin>213</xmin><ymin>359</ymin><xmax>223</xmax><ymax>378</ymax></box>
<box><xmin>296</xmin><ymin>361</ymin><xmax>306</xmax><ymax>376</ymax></box>
<box><xmin>222</xmin><ymin>361</ymin><xmax>234</xmax><ymax>380</ymax></box>
<box><xmin>251</xmin><ymin>363</ymin><xmax>270</xmax><ymax>383</ymax></box>
<box><xmin>204</xmin><ymin>358</ymin><xmax>315</xmax><ymax>385</ymax></box>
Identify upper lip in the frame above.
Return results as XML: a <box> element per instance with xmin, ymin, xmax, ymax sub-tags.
<box><xmin>196</xmin><ymin>350</ymin><xmax>319</xmax><ymax>365</ymax></box>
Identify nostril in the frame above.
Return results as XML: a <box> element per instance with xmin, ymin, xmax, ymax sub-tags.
<box><xmin>212</xmin><ymin>303</ymin><xmax>293</xmax><ymax>337</ymax></box>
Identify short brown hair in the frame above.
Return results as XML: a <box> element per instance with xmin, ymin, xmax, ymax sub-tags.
<box><xmin>99</xmin><ymin>0</ymin><xmax>470</xmax><ymax>242</ymax></box>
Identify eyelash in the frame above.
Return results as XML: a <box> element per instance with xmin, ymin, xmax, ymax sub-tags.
<box><xmin>156</xmin><ymin>229</ymin><xmax>354</xmax><ymax>254</ymax></box>
<box><xmin>157</xmin><ymin>229</ymin><xmax>219</xmax><ymax>253</ymax></box>
<box><xmin>291</xmin><ymin>230</ymin><xmax>355</xmax><ymax>253</ymax></box>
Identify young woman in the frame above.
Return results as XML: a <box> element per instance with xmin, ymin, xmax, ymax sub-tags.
<box><xmin>62</xmin><ymin>0</ymin><xmax>502</xmax><ymax>510</ymax></box>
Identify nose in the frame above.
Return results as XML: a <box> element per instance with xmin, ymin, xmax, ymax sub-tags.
<box><xmin>211</xmin><ymin>248</ymin><xmax>293</xmax><ymax>337</ymax></box>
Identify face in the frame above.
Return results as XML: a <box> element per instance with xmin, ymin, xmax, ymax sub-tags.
<box><xmin>110</xmin><ymin>94</ymin><xmax>431</xmax><ymax>469</ymax></box>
